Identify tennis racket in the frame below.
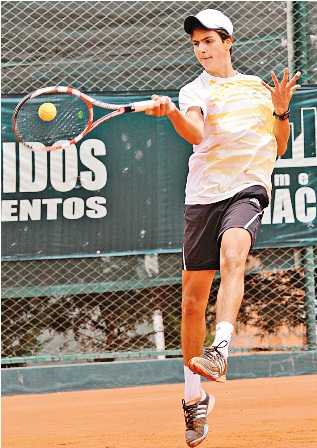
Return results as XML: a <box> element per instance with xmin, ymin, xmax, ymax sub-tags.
<box><xmin>12</xmin><ymin>86</ymin><xmax>155</xmax><ymax>151</ymax></box>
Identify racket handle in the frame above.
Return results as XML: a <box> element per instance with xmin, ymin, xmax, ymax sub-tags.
<box><xmin>130</xmin><ymin>100</ymin><xmax>155</xmax><ymax>113</ymax></box>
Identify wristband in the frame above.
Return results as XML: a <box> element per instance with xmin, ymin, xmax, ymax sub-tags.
<box><xmin>273</xmin><ymin>109</ymin><xmax>290</xmax><ymax>120</ymax></box>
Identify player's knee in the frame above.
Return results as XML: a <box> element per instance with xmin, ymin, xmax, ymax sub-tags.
<box><xmin>220</xmin><ymin>248</ymin><xmax>246</xmax><ymax>272</ymax></box>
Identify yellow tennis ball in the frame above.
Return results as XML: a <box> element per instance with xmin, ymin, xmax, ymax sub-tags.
<box><xmin>38</xmin><ymin>102</ymin><xmax>57</xmax><ymax>121</ymax></box>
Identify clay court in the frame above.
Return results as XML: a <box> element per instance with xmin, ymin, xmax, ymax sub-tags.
<box><xmin>2</xmin><ymin>374</ymin><xmax>317</xmax><ymax>448</ymax></box>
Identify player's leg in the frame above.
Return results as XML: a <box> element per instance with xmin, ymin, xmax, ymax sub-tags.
<box><xmin>182</xmin><ymin>269</ymin><xmax>216</xmax><ymax>447</ymax></box>
<box><xmin>181</xmin><ymin>202</ymin><xmax>220</xmax><ymax>446</ymax></box>
<box><xmin>182</xmin><ymin>269</ymin><xmax>216</xmax><ymax>367</ymax></box>
<box><xmin>181</xmin><ymin>202</ymin><xmax>219</xmax><ymax>395</ymax></box>
<box><xmin>188</xmin><ymin>227</ymin><xmax>251</xmax><ymax>382</ymax></box>
<box><xmin>214</xmin><ymin>226</ymin><xmax>252</xmax><ymax>339</ymax></box>
<box><xmin>182</xmin><ymin>269</ymin><xmax>215</xmax><ymax>400</ymax></box>
<box><xmin>188</xmin><ymin>186</ymin><xmax>267</xmax><ymax>382</ymax></box>
<box><xmin>212</xmin><ymin>226</ymin><xmax>251</xmax><ymax>352</ymax></box>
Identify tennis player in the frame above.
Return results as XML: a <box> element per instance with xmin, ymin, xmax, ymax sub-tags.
<box><xmin>146</xmin><ymin>8</ymin><xmax>301</xmax><ymax>447</ymax></box>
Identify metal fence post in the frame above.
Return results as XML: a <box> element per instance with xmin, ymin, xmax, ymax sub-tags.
<box><xmin>293</xmin><ymin>0</ymin><xmax>309</xmax><ymax>83</ymax></box>
<box><xmin>304</xmin><ymin>246</ymin><xmax>316</xmax><ymax>350</ymax></box>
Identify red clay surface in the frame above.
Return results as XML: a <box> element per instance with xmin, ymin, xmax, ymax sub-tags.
<box><xmin>2</xmin><ymin>375</ymin><xmax>317</xmax><ymax>448</ymax></box>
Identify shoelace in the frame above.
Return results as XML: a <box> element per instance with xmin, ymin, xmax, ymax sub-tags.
<box><xmin>182</xmin><ymin>400</ymin><xmax>200</xmax><ymax>430</ymax></box>
<box><xmin>202</xmin><ymin>340</ymin><xmax>228</xmax><ymax>361</ymax></box>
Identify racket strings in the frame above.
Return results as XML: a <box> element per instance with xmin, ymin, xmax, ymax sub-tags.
<box><xmin>14</xmin><ymin>93</ymin><xmax>90</xmax><ymax>149</ymax></box>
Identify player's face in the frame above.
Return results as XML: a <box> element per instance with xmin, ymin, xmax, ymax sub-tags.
<box><xmin>191</xmin><ymin>29</ymin><xmax>232</xmax><ymax>74</ymax></box>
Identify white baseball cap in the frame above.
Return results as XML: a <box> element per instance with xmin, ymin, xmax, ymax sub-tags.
<box><xmin>184</xmin><ymin>9</ymin><xmax>233</xmax><ymax>36</ymax></box>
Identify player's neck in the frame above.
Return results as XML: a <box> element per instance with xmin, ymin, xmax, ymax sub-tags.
<box><xmin>206</xmin><ymin>64</ymin><xmax>237</xmax><ymax>79</ymax></box>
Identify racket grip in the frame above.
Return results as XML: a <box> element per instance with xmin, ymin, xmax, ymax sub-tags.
<box><xmin>131</xmin><ymin>100</ymin><xmax>155</xmax><ymax>112</ymax></box>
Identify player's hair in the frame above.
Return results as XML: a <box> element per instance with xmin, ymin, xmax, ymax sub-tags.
<box><xmin>191</xmin><ymin>24</ymin><xmax>233</xmax><ymax>54</ymax></box>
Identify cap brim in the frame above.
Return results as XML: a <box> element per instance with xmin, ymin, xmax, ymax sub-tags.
<box><xmin>184</xmin><ymin>16</ymin><xmax>201</xmax><ymax>34</ymax></box>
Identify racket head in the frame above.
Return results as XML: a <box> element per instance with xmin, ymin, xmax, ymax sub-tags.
<box><xmin>12</xmin><ymin>87</ymin><xmax>93</xmax><ymax>151</ymax></box>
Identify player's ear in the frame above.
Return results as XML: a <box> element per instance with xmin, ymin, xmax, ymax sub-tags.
<box><xmin>225</xmin><ymin>37</ymin><xmax>233</xmax><ymax>50</ymax></box>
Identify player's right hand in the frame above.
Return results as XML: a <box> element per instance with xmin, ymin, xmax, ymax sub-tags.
<box><xmin>145</xmin><ymin>94</ymin><xmax>177</xmax><ymax>117</ymax></box>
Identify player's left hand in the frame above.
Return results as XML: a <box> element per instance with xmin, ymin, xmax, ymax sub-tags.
<box><xmin>261</xmin><ymin>68</ymin><xmax>301</xmax><ymax>115</ymax></box>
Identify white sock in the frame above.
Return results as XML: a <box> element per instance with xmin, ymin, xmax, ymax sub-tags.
<box><xmin>212</xmin><ymin>321</ymin><xmax>234</xmax><ymax>359</ymax></box>
<box><xmin>184</xmin><ymin>365</ymin><xmax>202</xmax><ymax>403</ymax></box>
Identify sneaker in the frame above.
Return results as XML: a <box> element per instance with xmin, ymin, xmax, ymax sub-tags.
<box><xmin>188</xmin><ymin>341</ymin><xmax>228</xmax><ymax>382</ymax></box>
<box><xmin>182</xmin><ymin>391</ymin><xmax>215</xmax><ymax>447</ymax></box>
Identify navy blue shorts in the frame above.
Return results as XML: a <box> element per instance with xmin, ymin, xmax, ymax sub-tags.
<box><xmin>182</xmin><ymin>185</ymin><xmax>269</xmax><ymax>271</ymax></box>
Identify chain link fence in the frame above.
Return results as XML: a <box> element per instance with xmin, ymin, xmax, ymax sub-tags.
<box><xmin>1</xmin><ymin>1</ymin><xmax>317</xmax><ymax>95</ymax></box>
<box><xmin>1</xmin><ymin>1</ymin><xmax>317</xmax><ymax>365</ymax></box>
<box><xmin>1</xmin><ymin>247</ymin><xmax>316</xmax><ymax>365</ymax></box>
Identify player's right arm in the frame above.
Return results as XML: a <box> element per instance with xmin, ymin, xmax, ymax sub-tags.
<box><xmin>145</xmin><ymin>94</ymin><xmax>204</xmax><ymax>145</ymax></box>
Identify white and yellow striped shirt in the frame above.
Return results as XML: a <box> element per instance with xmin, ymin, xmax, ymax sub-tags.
<box><xmin>179</xmin><ymin>71</ymin><xmax>277</xmax><ymax>204</ymax></box>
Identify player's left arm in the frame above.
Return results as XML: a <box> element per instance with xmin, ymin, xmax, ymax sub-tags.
<box><xmin>261</xmin><ymin>68</ymin><xmax>301</xmax><ymax>156</ymax></box>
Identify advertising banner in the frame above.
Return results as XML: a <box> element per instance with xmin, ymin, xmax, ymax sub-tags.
<box><xmin>1</xmin><ymin>88</ymin><xmax>316</xmax><ymax>260</ymax></box>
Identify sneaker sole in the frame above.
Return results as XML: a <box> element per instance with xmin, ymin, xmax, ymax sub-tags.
<box><xmin>188</xmin><ymin>424</ymin><xmax>208</xmax><ymax>447</ymax></box>
<box><xmin>207</xmin><ymin>394</ymin><xmax>216</xmax><ymax>414</ymax></box>
<box><xmin>188</xmin><ymin>358</ymin><xmax>227</xmax><ymax>382</ymax></box>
